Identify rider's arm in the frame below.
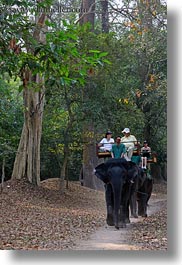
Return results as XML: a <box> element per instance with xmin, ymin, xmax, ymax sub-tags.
<box><xmin>98</xmin><ymin>138</ymin><xmax>104</xmax><ymax>147</ymax></box>
<box><xmin>111</xmin><ymin>145</ymin><xmax>114</xmax><ymax>158</ymax></box>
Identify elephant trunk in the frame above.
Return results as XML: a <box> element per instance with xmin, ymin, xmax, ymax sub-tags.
<box><xmin>111</xmin><ymin>179</ymin><xmax>125</xmax><ymax>229</ymax></box>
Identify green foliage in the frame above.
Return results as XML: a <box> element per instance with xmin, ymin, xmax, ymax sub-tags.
<box><xmin>0</xmin><ymin>0</ymin><xmax>167</xmax><ymax>181</ymax></box>
<box><xmin>0</xmin><ymin>77</ymin><xmax>23</xmax><ymax>180</ymax></box>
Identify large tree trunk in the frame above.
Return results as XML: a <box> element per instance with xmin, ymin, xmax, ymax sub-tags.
<box><xmin>82</xmin><ymin>124</ymin><xmax>104</xmax><ymax>191</ymax></box>
<box><xmin>79</xmin><ymin>0</ymin><xmax>103</xmax><ymax>190</ymax></box>
<box><xmin>12</xmin><ymin>11</ymin><xmax>47</xmax><ymax>185</ymax></box>
<box><xmin>12</xmin><ymin>74</ymin><xmax>45</xmax><ymax>185</ymax></box>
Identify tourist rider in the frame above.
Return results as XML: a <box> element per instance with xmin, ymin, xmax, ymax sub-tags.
<box><xmin>111</xmin><ymin>136</ymin><xmax>126</xmax><ymax>158</ymax></box>
<box><xmin>141</xmin><ymin>140</ymin><xmax>151</xmax><ymax>169</ymax></box>
<box><xmin>121</xmin><ymin>128</ymin><xmax>137</xmax><ymax>161</ymax></box>
<box><xmin>98</xmin><ymin>131</ymin><xmax>114</xmax><ymax>152</ymax></box>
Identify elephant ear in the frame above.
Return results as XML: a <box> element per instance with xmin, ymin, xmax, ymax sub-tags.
<box><xmin>94</xmin><ymin>163</ymin><xmax>109</xmax><ymax>183</ymax></box>
<box><xmin>126</xmin><ymin>161</ymin><xmax>139</xmax><ymax>181</ymax></box>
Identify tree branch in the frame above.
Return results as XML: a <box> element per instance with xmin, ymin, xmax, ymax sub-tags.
<box><xmin>75</xmin><ymin>0</ymin><xmax>97</xmax><ymax>24</ymax></box>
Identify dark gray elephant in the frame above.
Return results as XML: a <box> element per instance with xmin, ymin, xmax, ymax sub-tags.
<box><xmin>94</xmin><ymin>158</ymin><xmax>139</xmax><ymax>229</ymax></box>
<box><xmin>130</xmin><ymin>168</ymin><xmax>153</xmax><ymax>218</ymax></box>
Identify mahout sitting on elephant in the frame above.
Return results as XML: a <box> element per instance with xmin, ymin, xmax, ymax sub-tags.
<box><xmin>94</xmin><ymin>158</ymin><xmax>139</xmax><ymax>229</ymax></box>
<box><xmin>130</xmin><ymin>167</ymin><xmax>153</xmax><ymax>218</ymax></box>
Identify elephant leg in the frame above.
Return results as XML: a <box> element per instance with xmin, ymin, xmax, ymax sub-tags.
<box><xmin>130</xmin><ymin>192</ymin><xmax>138</xmax><ymax>218</ymax></box>
<box><xmin>118</xmin><ymin>205</ymin><xmax>127</xmax><ymax>228</ymax></box>
<box><xmin>109</xmin><ymin>184</ymin><xmax>127</xmax><ymax>229</ymax></box>
<box><xmin>106</xmin><ymin>165</ymin><xmax>128</xmax><ymax>229</ymax></box>
<box><xmin>143</xmin><ymin>193</ymin><xmax>148</xmax><ymax>217</ymax></box>
<box><xmin>117</xmin><ymin>189</ymin><xmax>128</xmax><ymax>228</ymax></box>
<box><xmin>140</xmin><ymin>199</ymin><xmax>147</xmax><ymax>217</ymax></box>
<box><xmin>107</xmin><ymin>205</ymin><xmax>114</xmax><ymax>226</ymax></box>
<box><xmin>112</xmin><ymin>186</ymin><xmax>122</xmax><ymax>229</ymax></box>
<box><xmin>137</xmin><ymin>194</ymin><xmax>143</xmax><ymax>216</ymax></box>
<box><xmin>129</xmin><ymin>176</ymin><xmax>139</xmax><ymax>218</ymax></box>
<box><xmin>113</xmin><ymin>205</ymin><xmax>120</xmax><ymax>229</ymax></box>
<box><xmin>138</xmin><ymin>193</ymin><xmax>148</xmax><ymax>217</ymax></box>
<box><xmin>105</xmin><ymin>184</ymin><xmax>114</xmax><ymax>226</ymax></box>
<box><xmin>124</xmin><ymin>201</ymin><xmax>130</xmax><ymax>224</ymax></box>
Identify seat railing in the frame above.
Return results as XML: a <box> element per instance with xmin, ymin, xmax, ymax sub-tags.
<box><xmin>96</xmin><ymin>141</ymin><xmax>157</xmax><ymax>162</ymax></box>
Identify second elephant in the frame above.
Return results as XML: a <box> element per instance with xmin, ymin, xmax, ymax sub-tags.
<box><xmin>130</xmin><ymin>168</ymin><xmax>153</xmax><ymax>218</ymax></box>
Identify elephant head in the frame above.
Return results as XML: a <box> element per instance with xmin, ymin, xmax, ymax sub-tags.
<box><xmin>94</xmin><ymin>158</ymin><xmax>137</xmax><ymax>229</ymax></box>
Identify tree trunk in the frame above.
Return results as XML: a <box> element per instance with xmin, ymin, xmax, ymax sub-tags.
<box><xmin>101</xmin><ymin>0</ymin><xmax>109</xmax><ymax>33</ymax></box>
<box><xmin>59</xmin><ymin>140</ymin><xmax>69</xmax><ymax>193</ymax></box>
<box><xmin>79</xmin><ymin>0</ymin><xmax>103</xmax><ymax>190</ymax></box>
<box><xmin>150</xmin><ymin>163</ymin><xmax>164</xmax><ymax>182</ymax></box>
<box><xmin>160</xmin><ymin>162</ymin><xmax>167</xmax><ymax>181</ymax></box>
<box><xmin>11</xmin><ymin>8</ymin><xmax>47</xmax><ymax>185</ymax></box>
<box><xmin>143</xmin><ymin>118</ymin><xmax>151</xmax><ymax>143</ymax></box>
<box><xmin>12</xmin><ymin>74</ymin><xmax>45</xmax><ymax>185</ymax></box>
<box><xmin>1</xmin><ymin>157</ymin><xmax>5</xmax><ymax>192</ymax></box>
<box><xmin>162</xmin><ymin>162</ymin><xmax>167</xmax><ymax>181</ymax></box>
<box><xmin>79</xmin><ymin>0</ymin><xmax>95</xmax><ymax>31</ymax></box>
<box><xmin>82</xmin><ymin>124</ymin><xmax>104</xmax><ymax>191</ymax></box>
<box><xmin>136</xmin><ymin>0</ymin><xmax>154</xmax><ymax>84</ymax></box>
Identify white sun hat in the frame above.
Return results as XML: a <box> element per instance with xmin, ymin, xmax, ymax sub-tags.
<box><xmin>122</xmin><ymin>128</ymin><xmax>130</xmax><ymax>133</ymax></box>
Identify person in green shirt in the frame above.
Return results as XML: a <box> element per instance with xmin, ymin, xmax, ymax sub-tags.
<box><xmin>131</xmin><ymin>155</ymin><xmax>141</xmax><ymax>165</ymax></box>
<box><xmin>111</xmin><ymin>136</ymin><xmax>126</xmax><ymax>158</ymax></box>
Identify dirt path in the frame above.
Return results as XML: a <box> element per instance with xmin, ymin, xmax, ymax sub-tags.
<box><xmin>73</xmin><ymin>196</ymin><xmax>167</xmax><ymax>250</ymax></box>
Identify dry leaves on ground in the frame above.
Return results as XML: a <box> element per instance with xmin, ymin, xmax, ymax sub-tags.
<box><xmin>128</xmin><ymin>182</ymin><xmax>167</xmax><ymax>250</ymax></box>
<box><xmin>0</xmin><ymin>178</ymin><xmax>106</xmax><ymax>250</ymax></box>
<box><xmin>0</xmin><ymin>178</ymin><xmax>167</xmax><ymax>251</ymax></box>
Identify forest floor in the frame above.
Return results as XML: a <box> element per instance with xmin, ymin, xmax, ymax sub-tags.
<box><xmin>0</xmin><ymin>178</ymin><xmax>167</xmax><ymax>251</ymax></box>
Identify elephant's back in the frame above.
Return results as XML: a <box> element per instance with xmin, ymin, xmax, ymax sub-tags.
<box><xmin>105</xmin><ymin>158</ymin><xmax>128</xmax><ymax>167</ymax></box>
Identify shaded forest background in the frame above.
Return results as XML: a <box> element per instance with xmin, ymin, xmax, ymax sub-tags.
<box><xmin>0</xmin><ymin>0</ymin><xmax>167</xmax><ymax>190</ymax></box>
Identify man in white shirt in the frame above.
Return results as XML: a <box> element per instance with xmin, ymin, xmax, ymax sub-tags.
<box><xmin>121</xmin><ymin>128</ymin><xmax>137</xmax><ymax>161</ymax></box>
<box><xmin>98</xmin><ymin>131</ymin><xmax>114</xmax><ymax>152</ymax></box>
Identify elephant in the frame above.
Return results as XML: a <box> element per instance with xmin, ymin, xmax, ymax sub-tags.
<box><xmin>130</xmin><ymin>167</ymin><xmax>153</xmax><ymax>218</ymax></box>
<box><xmin>94</xmin><ymin>158</ymin><xmax>139</xmax><ymax>229</ymax></box>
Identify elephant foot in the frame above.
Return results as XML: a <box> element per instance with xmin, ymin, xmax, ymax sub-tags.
<box><xmin>138</xmin><ymin>212</ymin><xmax>147</xmax><ymax>217</ymax></box>
<box><xmin>131</xmin><ymin>214</ymin><xmax>138</xmax><ymax>218</ymax></box>
<box><xmin>106</xmin><ymin>217</ymin><xmax>114</xmax><ymax>226</ymax></box>
<box><xmin>119</xmin><ymin>223</ymin><xmax>126</xmax><ymax>228</ymax></box>
<box><xmin>125</xmin><ymin>218</ymin><xmax>130</xmax><ymax>223</ymax></box>
<box><xmin>142</xmin><ymin>213</ymin><xmax>147</xmax><ymax>217</ymax></box>
<box><xmin>106</xmin><ymin>206</ymin><xmax>114</xmax><ymax>226</ymax></box>
<box><xmin>118</xmin><ymin>219</ymin><xmax>127</xmax><ymax>228</ymax></box>
<box><xmin>138</xmin><ymin>210</ymin><xmax>143</xmax><ymax>216</ymax></box>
